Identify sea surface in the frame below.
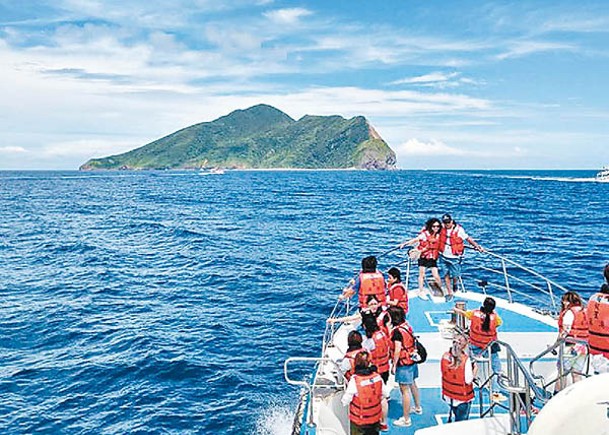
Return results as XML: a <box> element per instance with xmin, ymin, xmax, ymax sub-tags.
<box><xmin>1</xmin><ymin>169</ymin><xmax>608</xmax><ymax>434</ymax></box>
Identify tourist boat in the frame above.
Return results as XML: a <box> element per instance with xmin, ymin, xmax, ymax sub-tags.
<box><xmin>596</xmin><ymin>166</ymin><xmax>609</xmax><ymax>182</ymax></box>
<box><xmin>284</xmin><ymin>248</ymin><xmax>609</xmax><ymax>434</ymax></box>
<box><xmin>198</xmin><ymin>167</ymin><xmax>225</xmax><ymax>175</ymax></box>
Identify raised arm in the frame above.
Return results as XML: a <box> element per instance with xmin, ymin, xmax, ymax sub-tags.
<box><xmin>399</xmin><ymin>237</ymin><xmax>420</xmax><ymax>250</ymax></box>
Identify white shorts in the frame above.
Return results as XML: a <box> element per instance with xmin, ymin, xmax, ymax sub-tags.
<box><xmin>591</xmin><ymin>354</ymin><xmax>609</xmax><ymax>374</ymax></box>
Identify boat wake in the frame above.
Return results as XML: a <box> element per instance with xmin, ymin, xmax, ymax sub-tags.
<box><xmin>434</xmin><ymin>171</ymin><xmax>601</xmax><ymax>183</ymax></box>
<box><xmin>254</xmin><ymin>402</ymin><xmax>294</xmax><ymax>435</ymax></box>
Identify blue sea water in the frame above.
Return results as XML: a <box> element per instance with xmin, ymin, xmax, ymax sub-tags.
<box><xmin>0</xmin><ymin>169</ymin><xmax>608</xmax><ymax>434</ymax></box>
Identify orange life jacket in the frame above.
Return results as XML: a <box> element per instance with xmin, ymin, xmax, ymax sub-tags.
<box><xmin>358</xmin><ymin>272</ymin><xmax>386</xmax><ymax>308</ymax></box>
<box><xmin>558</xmin><ymin>306</ymin><xmax>589</xmax><ymax>341</ymax></box>
<box><xmin>343</xmin><ymin>348</ymin><xmax>364</xmax><ymax>381</ymax></box>
<box><xmin>441</xmin><ymin>352</ymin><xmax>474</xmax><ymax>402</ymax></box>
<box><xmin>369</xmin><ymin>330</ymin><xmax>390</xmax><ymax>374</ymax></box>
<box><xmin>376</xmin><ymin>310</ymin><xmax>390</xmax><ymax>337</ymax></box>
<box><xmin>349</xmin><ymin>372</ymin><xmax>383</xmax><ymax>426</ymax></box>
<box><xmin>388</xmin><ymin>282</ymin><xmax>408</xmax><ymax>313</ymax></box>
<box><xmin>419</xmin><ymin>230</ymin><xmax>440</xmax><ymax>259</ymax></box>
<box><xmin>469</xmin><ymin>310</ymin><xmax>498</xmax><ymax>348</ymax></box>
<box><xmin>395</xmin><ymin>323</ymin><xmax>416</xmax><ymax>366</ymax></box>
<box><xmin>587</xmin><ymin>293</ymin><xmax>609</xmax><ymax>358</ymax></box>
<box><xmin>438</xmin><ymin>225</ymin><xmax>465</xmax><ymax>256</ymax></box>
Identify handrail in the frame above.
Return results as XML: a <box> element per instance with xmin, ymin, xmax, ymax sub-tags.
<box><xmin>529</xmin><ymin>336</ymin><xmax>591</xmax><ymax>393</ymax></box>
<box><xmin>474</xmin><ymin>340</ymin><xmax>551</xmax><ymax>434</ymax></box>
<box><xmin>480</xmin><ymin>250</ymin><xmax>568</xmax><ymax>310</ymax></box>
<box><xmin>493</xmin><ymin>339</ymin><xmax>551</xmax><ymax>402</ymax></box>
<box><xmin>284</xmin><ymin>357</ymin><xmax>346</xmax><ymax>428</ymax></box>
<box><xmin>288</xmin><ymin>244</ymin><xmax>571</xmax><ymax>433</ymax></box>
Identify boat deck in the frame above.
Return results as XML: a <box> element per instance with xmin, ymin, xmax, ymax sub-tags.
<box><xmin>384</xmin><ymin>291</ymin><xmax>556</xmax><ymax>434</ymax></box>
<box><xmin>312</xmin><ymin>289</ymin><xmax>559</xmax><ymax>435</ymax></box>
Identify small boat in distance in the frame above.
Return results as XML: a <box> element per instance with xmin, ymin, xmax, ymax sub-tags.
<box><xmin>198</xmin><ymin>167</ymin><xmax>225</xmax><ymax>175</ymax></box>
<box><xmin>595</xmin><ymin>166</ymin><xmax>609</xmax><ymax>182</ymax></box>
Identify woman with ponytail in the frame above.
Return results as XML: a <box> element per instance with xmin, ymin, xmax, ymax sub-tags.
<box><xmin>454</xmin><ymin>297</ymin><xmax>505</xmax><ymax>401</ymax></box>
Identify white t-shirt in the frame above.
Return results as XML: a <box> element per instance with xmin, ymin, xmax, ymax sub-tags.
<box><xmin>561</xmin><ymin>309</ymin><xmax>575</xmax><ymax>334</ymax></box>
<box><xmin>442</xmin><ymin>225</ymin><xmax>469</xmax><ymax>258</ymax></box>
<box><xmin>341</xmin><ymin>373</ymin><xmax>391</xmax><ymax>406</ymax></box>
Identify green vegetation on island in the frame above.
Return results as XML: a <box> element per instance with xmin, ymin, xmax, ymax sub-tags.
<box><xmin>79</xmin><ymin>104</ymin><xmax>397</xmax><ymax>170</ymax></box>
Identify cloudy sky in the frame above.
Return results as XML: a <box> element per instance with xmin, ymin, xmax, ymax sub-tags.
<box><xmin>1</xmin><ymin>0</ymin><xmax>609</xmax><ymax>169</ymax></box>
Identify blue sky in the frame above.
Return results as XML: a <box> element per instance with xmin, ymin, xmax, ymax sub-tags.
<box><xmin>1</xmin><ymin>0</ymin><xmax>609</xmax><ymax>169</ymax></box>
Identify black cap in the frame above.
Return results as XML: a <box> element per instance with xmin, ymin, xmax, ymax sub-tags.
<box><xmin>442</xmin><ymin>213</ymin><xmax>452</xmax><ymax>223</ymax></box>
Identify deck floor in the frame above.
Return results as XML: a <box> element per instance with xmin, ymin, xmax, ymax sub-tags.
<box><xmin>382</xmin><ymin>290</ymin><xmax>557</xmax><ymax>434</ymax></box>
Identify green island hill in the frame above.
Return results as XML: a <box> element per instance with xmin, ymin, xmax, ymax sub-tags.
<box><xmin>79</xmin><ymin>104</ymin><xmax>397</xmax><ymax>171</ymax></box>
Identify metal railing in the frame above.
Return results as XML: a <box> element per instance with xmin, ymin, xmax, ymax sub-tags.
<box><xmin>529</xmin><ymin>336</ymin><xmax>591</xmax><ymax>395</ymax></box>
<box><xmin>473</xmin><ymin>339</ymin><xmax>552</xmax><ymax>434</ymax></box>
<box><xmin>286</xmin><ymin>244</ymin><xmax>572</xmax><ymax>433</ymax></box>
<box><xmin>284</xmin><ymin>357</ymin><xmax>346</xmax><ymax>430</ymax></box>
<box><xmin>399</xmin><ymin>247</ymin><xmax>569</xmax><ymax>312</ymax></box>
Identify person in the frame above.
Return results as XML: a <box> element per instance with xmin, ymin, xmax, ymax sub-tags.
<box><xmin>587</xmin><ymin>263</ymin><xmax>609</xmax><ymax>374</ymax></box>
<box><xmin>386</xmin><ymin>267</ymin><xmax>408</xmax><ymax>315</ymax></box>
<box><xmin>341</xmin><ymin>330</ymin><xmax>369</xmax><ymax>381</ymax></box>
<box><xmin>556</xmin><ymin>291</ymin><xmax>588</xmax><ymax>390</ymax></box>
<box><xmin>438</xmin><ymin>214</ymin><xmax>483</xmax><ymax>300</ymax></box>
<box><xmin>341</xmin><ymin>351</ymin><xmax>389</xmax><ymax>435</ymax></box>
<box><xmin>390</xmin><ymin>306</ymin><xmax>422</xmax><ymax>427</ymax></box>
<box><xmin>399</xmin><ymin>218</ymin><xmax>443</xmax><ymax>298</ymax></box>
<box><xmin>328</xmin><ymin>295</ymin><xmax>391</xmax><ymax>337</ymax></box>
<box><xmin>441</xmin><ymin>334</ymin><xmax>477</xmax><ymax>422</ymax></box>
<box><xmin>454</xmin><ymin>297</ymin><xmax>505</xmax><ymax>401</ymax></box>
<box><xmin>362</xmin><ymin>317</ymin><xmax>390</xmax><ymax>428</ymax></box>
<box><xmin>342</xmin><ymin>256</ymin><xmax>386</xmax><ymax>308</ymax></box>
<box><xmin>362</xmin><ymin>316</ymin><xmax>391</xmax><ymax>383</ymax></box>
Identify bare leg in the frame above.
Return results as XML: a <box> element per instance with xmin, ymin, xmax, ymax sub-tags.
<box><xmin>418</xmin><ymin>266</ymin><xmax>426</xmax><ymax>292</ymax></box>
<box><xmin>444</xmin><ymin>274</ymin><xmax>453</xmax><ymax>295</ymax></box>
<box><xmin>400</xmin><ymin>384</ymin><xmax>411</xmax><ymax>421</ymax></box>
<box><xmin>381</xmin><ymin>397</ymin><xmax>388</xmax><ymax>425</ymax></box>
<box><xmin>430</xmin><ymin>267</ymin><xmax>442</xmax><ymax>289</ymax></box>
<box><xmin>409</xmin><ymin>382</ymin><xmax>421</xmax><ymax>408</ymax></box>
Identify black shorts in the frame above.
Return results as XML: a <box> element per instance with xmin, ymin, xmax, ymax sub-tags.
<box><xmin>418</xmin><ymin>258</ymin><xmax>438</xmax><ymax>268</ymax></box>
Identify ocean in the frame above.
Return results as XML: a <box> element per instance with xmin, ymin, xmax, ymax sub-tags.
<box><xmin>1</xmin><ymin>169</ymin><xmax>607</xmax><ymax>434</ymax></box>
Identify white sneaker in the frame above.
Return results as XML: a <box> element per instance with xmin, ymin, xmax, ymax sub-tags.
<box><xmin>411</xmin><ymin>406</ymin><xmax>423</xmax><ymax>414</ymax></box>
<box><xmin>393</xmin><ymin>417</ymin><xmax>412</xmax><ymax>427</ymax></box>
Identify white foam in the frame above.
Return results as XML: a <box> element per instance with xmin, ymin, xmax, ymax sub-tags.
<box><xmin>255</xmin><ymin>402</ymin><xmax>294</xmax><ymax>435</ymax></box>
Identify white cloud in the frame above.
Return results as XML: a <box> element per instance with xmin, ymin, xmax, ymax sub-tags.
<box><xmin>396</xmin><ymin>138</ymin><xmax>467</xmax><ymax>156</ymax></box>
<box><xmin>40</xmin><ymin>139</ymin><xmax>137</xmax><ymax>158</ymax></box>
<box><xmin>0</xmin><ymin>146</ymin><xmax>28</xmax><ymax>153</ymax></box>
<box><xmin>496</xmin><ymin>40</ymin><xmax>578</xmax><ymax>60</ymax></box>
<box><xmin>391</xmin><ymin>72</ymin><xmax>460</xmax><ymax>85</ymax></box>
<box><xmin>264</xmin><ymin>8</ymin><xmax>313</xmax><ymax>25</ymax></box>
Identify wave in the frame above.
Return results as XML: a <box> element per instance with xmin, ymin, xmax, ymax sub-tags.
<box><xmin>254</xmin><ymin>402</ymin><xmax>294</xmax><ymax>435</ymax></box>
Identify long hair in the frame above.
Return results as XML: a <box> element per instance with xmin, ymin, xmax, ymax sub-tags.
<box><xmin>604</xmin><ymin>263</ymin><xmax>609</xmax><ymax>284</ymax></box>
<box><xmin>448</xmin><ymin>340</ymin><xmax>464</xmax><ymax>369</ymax></box>
<box><xmin>347</xmin><ymin>330</ymin><xmax>363</xmax><ymax>351</ymax></box>
<box><xmin>481</xmin><ymin>297</ymin><xmax>496</xmax><ymax>332</ymax></box>
<box><xmin>354</xmin><ymin>351</ymin><xmax>371</xmax><ymax>371</ymax></box>
<box><xmin>363</xmin><ymin>316</ymin><xmax>380</xmax><ymax>338</ymax></box>
<box><xmin>425</xmin><ymin>217</ymin><xmax>442</xmax><ymax>234</ymax></box>
<box><xmin>388</xmin><ymin>305</ymin><xmax>405</xmax><ymax>326</ymax></box>
<box><xmin>561</xmin><ymin>291</ymin><xmax>583</xmax><ymax>310</ymax></box>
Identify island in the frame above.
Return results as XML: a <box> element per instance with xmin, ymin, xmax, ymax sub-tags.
<box><xmin>79</xmin><ymin>104</ymin><xmax>397</xmax><ymax>170</ymax></box>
